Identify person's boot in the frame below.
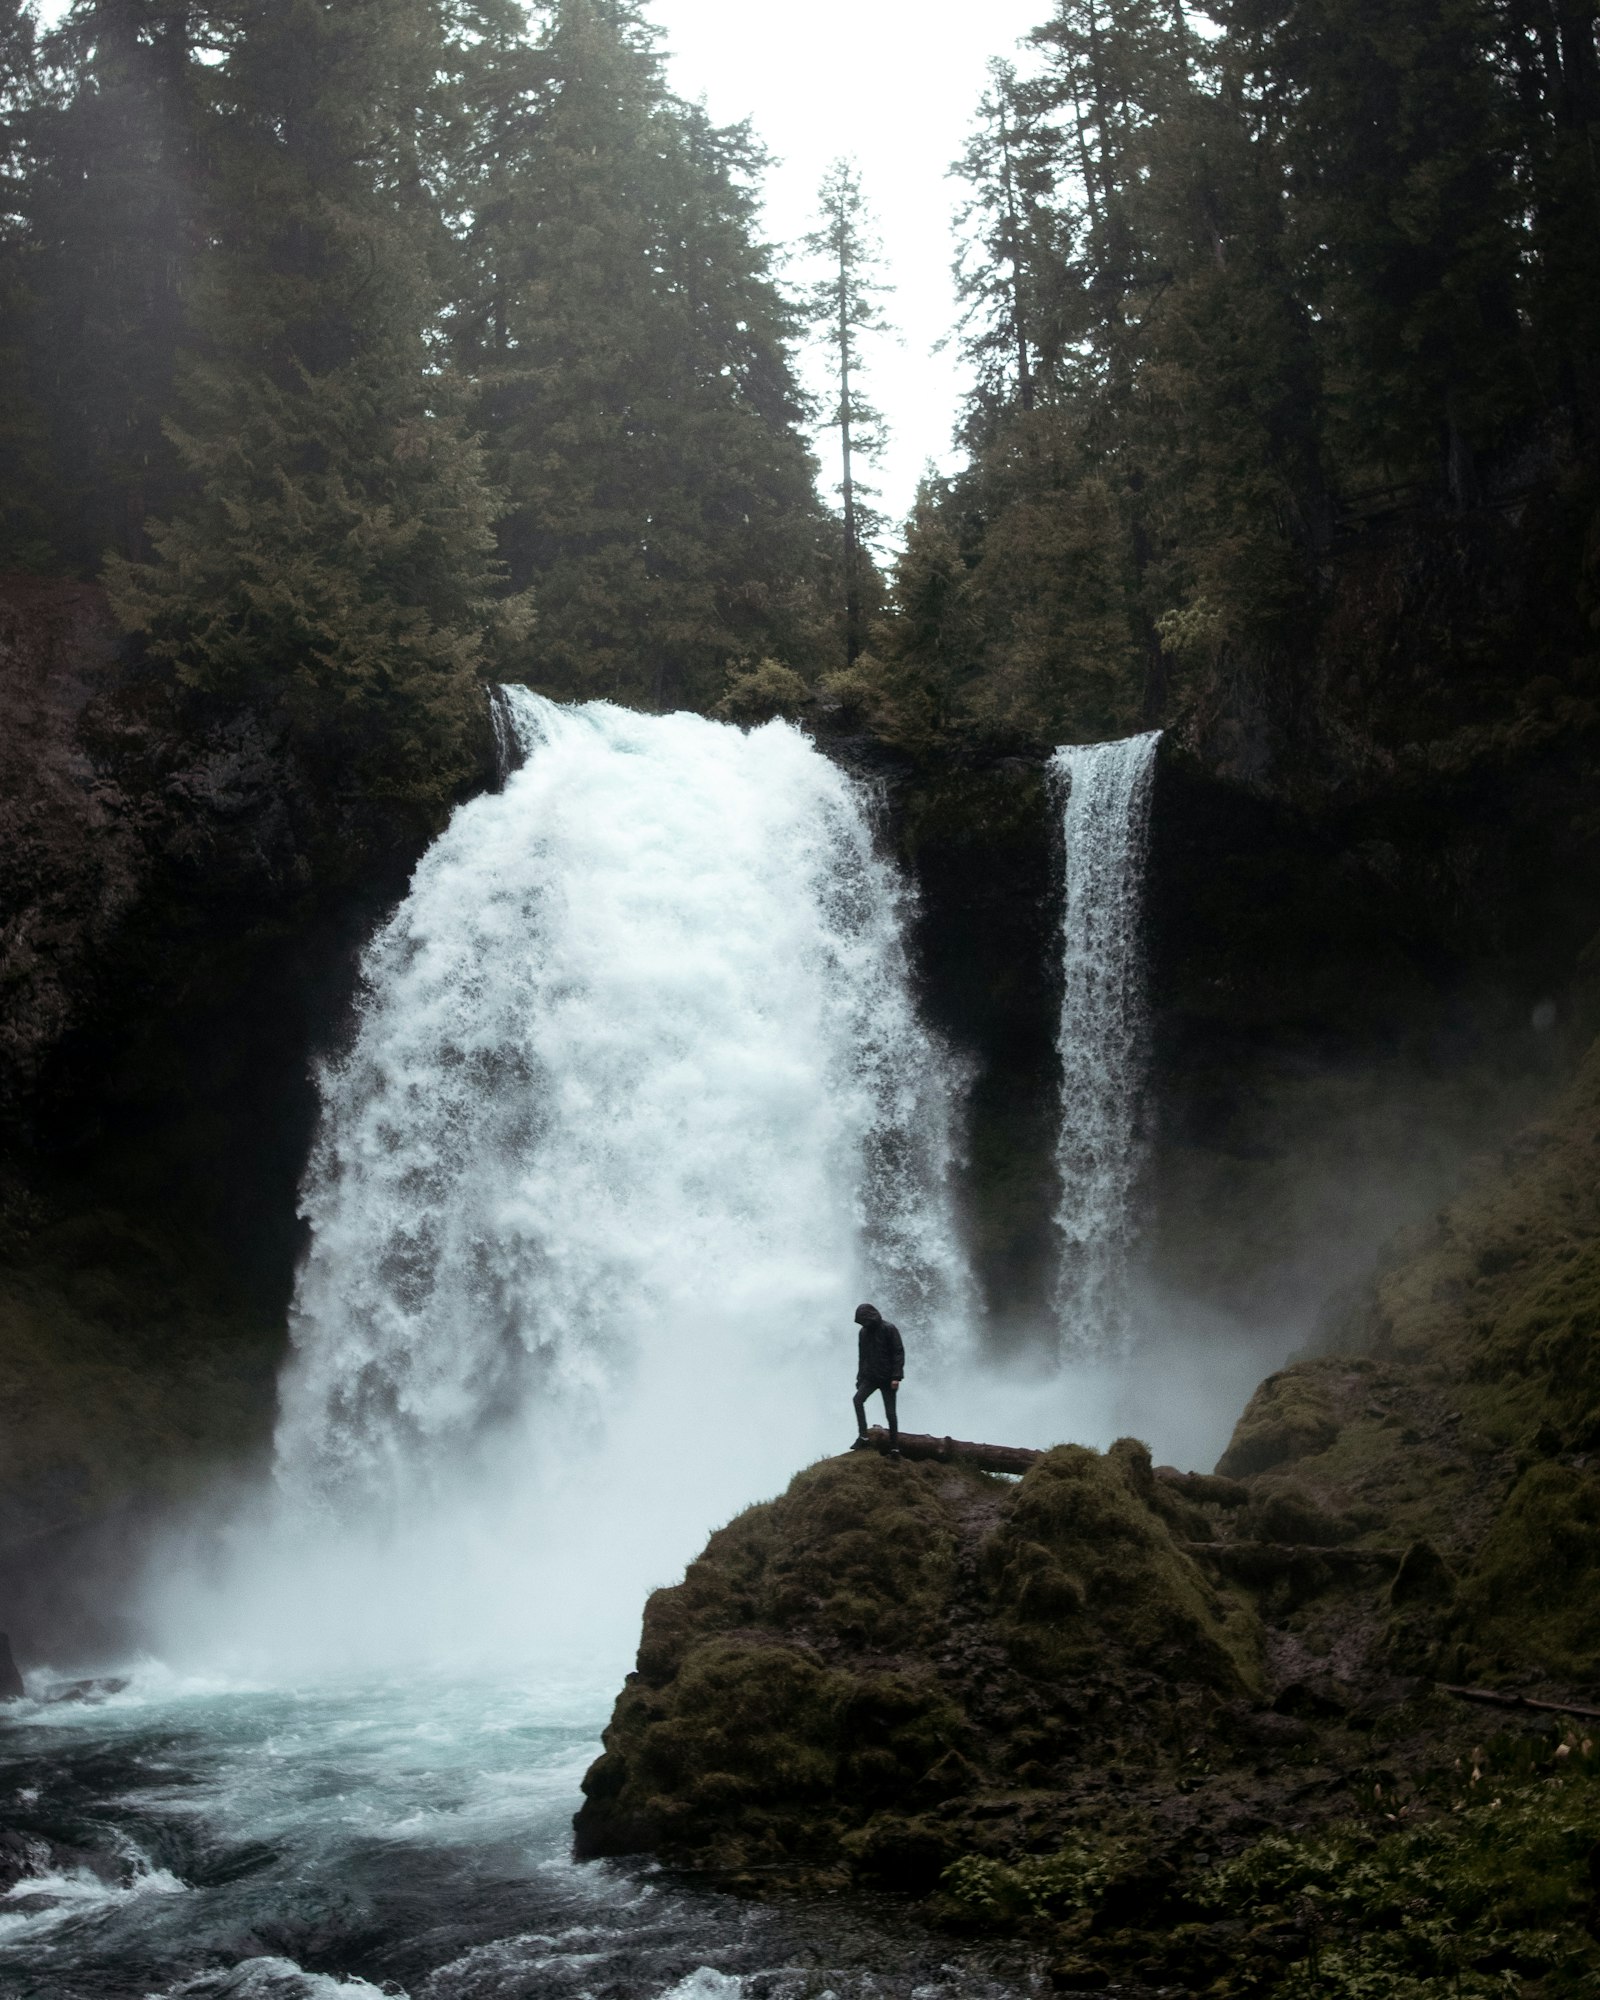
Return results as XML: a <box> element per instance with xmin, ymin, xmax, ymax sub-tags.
<box><xmin>886</xmin><ymin>1439</ymin><xmax>902</xmax><ymax>1460</ymax></box>
<box><xmin>849</xmin><ymin>1435</ymin><xmax>872</xmax><ymax>1451</ymax></box>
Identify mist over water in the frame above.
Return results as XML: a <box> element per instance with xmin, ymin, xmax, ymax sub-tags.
<box><xmin>157</xmin><ymin>693</ymin><xmax>993</xmax><ymax>1676</ymax></box>
<box><xmin>1050</xmin><ymin>733</ymin><xmax>1162</xmax><ymax>1356</ymax></box>
<box><xmin>8</xmin><ymin>705</ymin><xmax>1251</xmax><ymax>1994</ymax></box>
<box><xmin>142</xmin><ymin>706</ymin><xmax>1220</xmax><ymax>1682</ymax></box>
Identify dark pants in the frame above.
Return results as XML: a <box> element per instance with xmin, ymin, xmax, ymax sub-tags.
<box><xmin>854</xmin><ymin>1375</ymin><xmax>898</xmax><ymax>1442</ymax></box>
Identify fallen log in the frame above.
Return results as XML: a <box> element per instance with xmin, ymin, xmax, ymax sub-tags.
<box><xmin>1183</xmin><ymin>1540</ymin><xmax>1402</xmax><ymax>1579</ymax></box>
<box><xmin>854</xmin><ymin>1428</ymin><xmax>1042</xmax><ymax>1475</ymax></box>
<box><xmin>1155</xmin><ymin>1467</ymin><xmax>1252</xmax><ymax>1509</ymax></box>
<box><xmin>852</xmin><ymin>1433</ymin><xmax>1259</xmax><ymax>1494</ymax></box>
<box><xmin>1437</xmin><ymin>1682</ymin><xmax>1600</xmax><ymax>1724</ymax></box>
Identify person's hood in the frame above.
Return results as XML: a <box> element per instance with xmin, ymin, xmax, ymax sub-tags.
<box><xmin>854</xmin><ymin>1303</ymin><xmax>881</xmax><ymax>1325</ymax></box>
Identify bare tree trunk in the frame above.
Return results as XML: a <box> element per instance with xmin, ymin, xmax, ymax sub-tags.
<box><xmin>997</xmin><ymin>105</ymin><xmax>1034</xmax><ymax>412</ymax></box>
<box><xmin>838</xmin><ymin>260</ymin><xmax>861</xmax><ymax>664</ymax></box>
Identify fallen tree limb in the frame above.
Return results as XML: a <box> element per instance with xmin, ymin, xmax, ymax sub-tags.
<box><xmin>855</xmin><ymin>1429</ymin><xmax>1042</xmax><ymax>1475</ymax></box>
<box><xmin>1437</xmin><ymin>1683</ymin><xmax>1600</xmax><ymax>1723</ymax></box>
<box><xmin>1183</xmin><ymin>1540</ymin><xmax>1402</xmax><ymax>1579</ymax></box>
<box><xmin>1154</xmin><ymin>1467</ymin><xmax>1252</xmax><ymax>1509</ymax></box>
<box><xmin>853</xmin><ymin>1433</ymin><xmax>1258</xmax><ymax>1497</ymax></box>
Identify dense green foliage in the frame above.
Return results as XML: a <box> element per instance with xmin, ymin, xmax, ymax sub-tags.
<box><xmin>942</xmin><ymin>1762</ymin><xmax>1600</xmax><ymax>1996</ymax></box>
<box><xmin>0</xmin><ymin>0</ymin><xmax>834</xmax><ymax>797</ymax></box>
<box><xmin>450</xmin><ymin>0</ymin><xmax>836</xmax><ymax>711</ymax></box>
<box><xmin>102</xmin><ymin>0</ymin><xmax>526</xmax><ymax>808</ymax></box>
<box><xmin>851</xmin><ymin>0</ymin><xmax>1600</xmax><ymax>749</ymax></box>
<box><xmin>2</xmin><ymin>0</ymin><xmax>1595</xmax><ymax>768</ymax></box>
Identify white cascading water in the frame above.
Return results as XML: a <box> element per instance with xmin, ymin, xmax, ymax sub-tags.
<box><xmin>224</xmin><ymin>689</ymin><xmax>973</xmax><ymax>1665</ymax></box>
<box><xmin>1050</xmin><ymin>731</ymin><xmax>1162</xmax><ymax>1354</ymax></box>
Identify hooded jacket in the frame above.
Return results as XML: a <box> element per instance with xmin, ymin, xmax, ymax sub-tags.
<box><xmin>854</xmin><ymin>1304</ymin><xmax>904</xmax><ymax>1382</ymax></box>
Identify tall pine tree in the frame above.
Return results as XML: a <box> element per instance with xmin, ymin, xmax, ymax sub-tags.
<box><xmin>453</xmin><ymin>0</ymin><xmax>831</xmax><ymax>711</ymax></box>
<box><xmin>803</xmin><ymin>157</ymin><xmax>892</xmax><ymax>667</ymax></box>
<box><xmin>107</xmin><ymin>0</ymin><xmax>523</xmax><ymax>814</ymax></box>
<box><xmin>9</xmin><ymin>0</ymin><xmax>202</xmax><ymax>569</ymax></box>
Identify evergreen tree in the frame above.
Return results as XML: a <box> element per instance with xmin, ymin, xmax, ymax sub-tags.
<box><xmin>803</xmin><ymin>157</ymin><xmax>892</xmax><ymax>666</ymax></box>
<box><xmin>107</xmin><ymin>0</ymin><xmax>523</xmax><ymax>815</ymax></box>
<box><xmin>1127</xmin><ymin>29</ymin><xmax>1328</xmax><ymax>671</ymax></box>
<box><xmin>453</xmin><ymin>0</ymin><xmax>831</xmax><ymax>712</ymax></box>
<box><xmin>1226</xmin><ymin>0</ymin><xmax>1528</xmax><ymax>499</ymax></box>
<box><xmin>952</xmin><ymin>62</ymin><xmax>1056</xmax><ymax>422</ymax></box>
<box><xmin>9</xmin><ymin>0</ymin><xmax>202</xmax><ymax>569</ymax></box>
<box><xmin>0</xmin><ymin>0</ymin><xmax>51</xmax><ymax>568</ymax></box>
<box><xmin>1488</xmin><ymin>0</ymin><xmax>1600</xmax><ymax>439</ymax></box>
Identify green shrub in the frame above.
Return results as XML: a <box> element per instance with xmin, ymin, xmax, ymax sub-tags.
<box><xmin>1196</xmin><ymin>1776</ymin><xmax>1600</xmax><ymax>1997</ymax></box>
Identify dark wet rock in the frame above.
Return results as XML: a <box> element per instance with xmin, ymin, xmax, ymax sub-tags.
<box><xmin>0</xmin><ymin>1821</ymin><xmax>124</xmax><ymax>1893</ymax></box>
<box><xmin>1387</xmin><ymin>1538</ymin><xmax>1457</xmax><ymax>1609</ymax></box>
<box><xmin>0</xmin><ymin>1826</ymin><xmax>50</xmax><ymax>1891</ymax></box>
<box><xmin>0</xmin><ymin>576</ymin><xmax>472</xmax><ymax>1652</ymax></box>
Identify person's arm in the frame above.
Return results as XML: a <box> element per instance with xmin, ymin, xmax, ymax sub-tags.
<box><xmin>891</xmin><ymin>1323</ymin><xmax>905</xmax><ymax>1380</ymax></box>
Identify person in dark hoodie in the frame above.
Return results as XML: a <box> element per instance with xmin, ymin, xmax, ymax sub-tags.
<box><xmin>849</xmin><ymin>1302</ymin><xmax>904</xmax><ymax>1458</ymax></box>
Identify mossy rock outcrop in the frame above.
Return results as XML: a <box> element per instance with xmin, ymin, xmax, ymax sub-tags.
<box><xmin>1210</xmin><ymin>1028</ymin><xmax>1600</xmax><ymax>1693</ymax></box>
<box><xmin>574</xmin><ymin>1440</ymin><xmax>1260</xmax><ymax>1879</ymax></box>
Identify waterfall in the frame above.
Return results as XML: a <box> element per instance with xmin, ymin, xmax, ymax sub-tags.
<box><xmin>1050</xmin><ymin>731</ymin><xmax>1161</xmax><ymax>1353</ymax></box>
<box><xmin>273</xmin><ymin>690</ymin><xmax>973</xmax><ymax>1518</ymax></box>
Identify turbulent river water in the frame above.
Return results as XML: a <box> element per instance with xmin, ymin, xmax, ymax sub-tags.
<box><xmin>1</xmin><ymin>701</ymin><xmax>1171</xmax><ymax>1998</ymax></box>
<box><xmin>0</xmin><ymin>1672</ymin><xmax>1041</xmax><ymax>1999</ymax></box>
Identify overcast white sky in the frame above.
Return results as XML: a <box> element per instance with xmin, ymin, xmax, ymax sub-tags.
<box><xmin>650</xmin><ymin>0</ymin><xmax>1049</xmax><ymax>530</ymax></box>
<box><xmin>38</xmin><ymin>0</ymin><xmax>1049</xmax><ymax>530</ymax></box>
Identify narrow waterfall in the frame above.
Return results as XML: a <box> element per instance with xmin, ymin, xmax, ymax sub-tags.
<box><xmin>273</xmin><ymin>690</ymin><xmax>973</xmax><ymax>1521</ymax></box>
<box><xmin>1050</xmin><ymin>731</ymin><xmax>1162</xmax><ymax>1352</ymax></box>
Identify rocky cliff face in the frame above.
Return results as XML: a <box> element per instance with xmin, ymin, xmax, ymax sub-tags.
<box><xmin>873</xmin><ymin>497</ymin><xmax>1600</xmax><ymax>1356</ymax></box>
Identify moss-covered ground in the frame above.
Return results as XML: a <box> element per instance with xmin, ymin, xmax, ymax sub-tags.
<box><xmin>579</xmin><ymin>1030</ymin><xmax>1600</xmax><ymax>1994</ymax></box>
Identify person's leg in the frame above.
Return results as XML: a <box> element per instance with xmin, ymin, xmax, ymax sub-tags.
<box><xmin>881</xmin><ymin>1380</ymin><xmax>898</xmax><ymax>1446</ymax></box>
<box><xmin>853</xmin><ymin>1381</ymin><xmax>872</xmax><ymax>1438</ymax></box>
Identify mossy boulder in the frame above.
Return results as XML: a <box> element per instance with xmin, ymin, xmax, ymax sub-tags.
<box><xmin>1216</xmin><ymin>1367</ymin><xmax>1341</xmax><ymax>1478</ymax></box>
<box><xmin>980</xmin><ymin>1439</ymin><xmax>1261</xmax><ymax>1693</ymax></box>
<box><xmin>1462</xmin><ymin>1463</ymin><xmax>1600</xmax><ymax>1680</ymax></box>
<box><xmin>574</xmin><ymin>1441</ymin><xmax>1262</xmax><ymax>1875</ymax></box>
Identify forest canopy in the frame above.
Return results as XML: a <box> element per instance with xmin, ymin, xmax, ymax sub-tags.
<box><xmin>0</xmin><ymin>0</ymin><xmax>1596</xmax><ymax>790</ymax></box>
<box><xmin>0</xmin><ymin>0</ymin><xmax>840</xmax><ymax>803</ymax></box>
<box><xmin>867</xmin><ymin>0</ymin><xmax>1600</xmax><ymax>748</ymax></box>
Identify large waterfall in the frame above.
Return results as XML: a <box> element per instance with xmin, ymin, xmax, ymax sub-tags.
<box><xmin>269</xmin><ymin>692</ymin><xmax>972</xmax><ymax>1613</ymax></box>
<box><xmin>1050</xmin><ymin>732</ymin><xmax>1161</xmax><ymax>1352</ymax></box>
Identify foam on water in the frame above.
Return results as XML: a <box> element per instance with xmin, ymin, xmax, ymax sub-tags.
<box><xmin>0</xmin><ymin>1673</ymin><xmax>1044</xmax><ymax>1998</ymax></box>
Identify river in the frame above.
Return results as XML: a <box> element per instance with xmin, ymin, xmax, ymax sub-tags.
<box><xmin>0</xmin><ymin>1669</ymin><xmax>1044</xmax><ymax>1998</ymax></box>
